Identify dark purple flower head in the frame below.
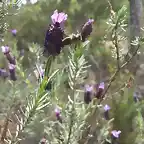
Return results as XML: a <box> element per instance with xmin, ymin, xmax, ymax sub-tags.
<box><xmin>9</xmin><ymin>64</ymin><xmax>17</xmax><ymax>81</ymax></box>
<box><xmin>111</xmin><ymin>130</ymin><xmax>121</xmax><ymax>138</ymax></box>
<box><xmin>104</xmin><ymin>104</ymin><xmax>110</xmax><ymax>111</ymax></box>
<box><xmin>51</xmin><ymin>10</ymin><xmax>68</xmax><ymax>29</ymax></box>
<box><xmin>6</xmin><ymin>54</ymin><xmax>16</xmax><ymax>65</ymax></box>
<box><xmin>11</xmin><ymin>29</ymin><xmax>17</xmax><ymax>36</ymax></box>
<box><xmin>104</xmin><ymin>104</ymin><xmax>110</xmax><ymax>120</ymax></box>
<box><xmin>1</xmin><ymin>46</ymin><xmax>10</xmax><ymax>54</ymax></box>
<box><xmin>81</xmin><ymin>18</ymin><xmax>94</xmax><ymax>42</ymax></box>
<box><xmin>95</xmin><ymin>82</ymin><xmax>105</xmax><ymax>99</ymax></box>
<box><xmin>43</xmin><ymin>25</ymin><xmax>64</xmax><ymax>56</ymax></box>
<box><xmin>84</xmin><ymin>84</ymin><xmax>93</xmax><ymax>104</ymax></box>
<box><xmin>0</xmin><ymin>68</ymin><xmax>9</xmax><ymax>78</ymax></box>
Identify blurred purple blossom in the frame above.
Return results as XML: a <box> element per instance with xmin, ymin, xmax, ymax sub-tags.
<box><xmin>11</xmin><ymin>29</ymin><xmax>17</xmax><ymax>36</ymax></box>
<box><xmin>81</xmin><ymin>18</ymin><xmax>94</xmax><ymax>41</ymax></box>
<box><xmin>84</xmin><ymin>84</ymin><xmax>93</xmax><ymax>92</ymax></box>
<box><xmin>95</xmin><ymin>82</ymin><xmax>105</xmax><ymax>99</ymax></box>
<box><xmin>1</xmin><ymin>46</ymin><xmax>9</xmax><ymax>54</ymax></box>
<box><xmin>9</xmin><ymin>64</ymin><xmax>17</xmax><ymax>81</ymax></box>
<box><xmin>104</xmin><ymin>104</ymin><xmax>110</xmax><ymax>111</ymax></box>
<box><xmin>6</xmin><ymin>54</ymin><xmax>16</xmax><ymax>65</ymax></box>
<box><xmin>55</xmin><ymin>107</ymin><xmax>61</xmax><ymax>117</ymax></box>
<box><xmin>84</xmin><ymin>84</ymin><xmax>93</xmax><ymax>104</ymax></box>
<box><xmin>111</xmin><ymin>130</ymin><xmax>121</xmax><ymax>138</ymax></box>
<box><xmin>54</xmin><ymin>107</ymin><xmax>62</xmax><ymax>123</ymax></box>
<box><xmin>0</xmin><ymin>69</ymin><xmax>9</xmax><ymax>78</ymax></box>
<box><xmin>51</xmin><ymin>10</ymin><xmax>68</xmax><ymax>29</ymax></box>
<box><xmin>99</xmin><ymin>82</ymin><xmax>105</xmax><ymax>89</ymax></box>
<box><xmin>104</xmin><ymin>104</ymin><xmax>110</xmax><ymax>120</ymax></box>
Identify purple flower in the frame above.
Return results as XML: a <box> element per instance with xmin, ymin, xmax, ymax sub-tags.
<box><xmin>1</xmin><ymin>46</ymin><xmax>16</xmax><ymax>64</ymax></box>
<box><xmin>95</xmin><ymin>82</ymin><xmax>105</xmax><ymax>99</ymax></box>
<box><xmin>54</xmin><ymin>107</ymin><xmax>62</xmax><ymax>123</ymax></box>
<box><xmin>43</xmin><ymin>25</ymin><xmax>64</xmax><ymax>56</ymax></box>
<box><xmin>111</xmin><ymin>130</ymin><xmax>121</xmax><ymax>138</ymax></box>
<box><xmin>9</xmin><ymin>64</ymin><xmax>17</xmax><ymax>81</ymax></box>
<box><xmin>104</xmin><ymin>104</ymin><xmax>110</xmax><ymax>120</ymax></box>
<box><xmin>84</xmin><ymin>84</ymin><xmax>93</xmax><ymax>104</ymax></box>
<box><xmin>1</xmin><ymin>46</ymin><xmax>9</xmax><ymax>54</ymax></box>
<box><xmin>81</xmin><ymin>19</ymin><xmax>94</xmax><ymax>42</ymax></box>
<box><xmin>11</xmin><ymin>29</ymin><xmax>17</xmax><ymax>36</ymax></box>
<box><xmin>6</xmin><ymin>54</ymin><xmax>16</xmax><ymax>65</ymax></box>
<box><xmin>0</xmin><ymin>68</ymin><xmax>9</xmax><ymax>78</ymax></box>
<box><xmin>51</xmin><ymin>10</ymin><xmax>68</xmax><ymax>29</ymax></box>
<box><xmin>104</xmin><ymin>104</ymin><xmax>110</xmax><ymax>111</ymax></box>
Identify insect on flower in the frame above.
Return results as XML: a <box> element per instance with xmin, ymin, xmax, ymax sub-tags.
<box><xmin>84</xmin><ymin>84</ymin><xmax>93</xmax><ymax>104</ymax></box>
<box><xmin>43</xmin><ymin>10</ymin><xmax>68</xmax><ymax>56</ymax></box>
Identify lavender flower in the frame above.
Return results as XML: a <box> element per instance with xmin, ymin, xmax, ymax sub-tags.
<box><xmin>1</xmin><ymin>46</ymin><xmax>9</xmax><ymax>54</ymax></box>
<box><xmin>11</xmin><ymin>29</ymin><xmax>17</xmax><ymax>36</ymax></box>
<box><xmin>104</xmin><ymin>104</ymin><xmax>110</xmax><ymax>120</ymax></box>
<box><xmin>95</xmin><ymin>82</ymin><xmax>105</xmax><ymax>99</ymax></box>
<box><xmin>9</xmin><ymin>64</ymin><xmax>17</xmax><ymax>81</ymax></box>
<box><xmin>1</xmin><ymin>46</ymin><xmax>16</xmax><ymax>64</ymax></box>
<box><xmin>43</xmin><ymin>10</ymin><xmax>67</xmax><ymax>56</ymax></box>
<box><xmin>84</xmin><ymin>84</ymin><xmax>93</xmax><ymax>104</ymax></box>
<box><xmin>81</xmin><ymin>19</ymin><xmax>94</xmax><ymax>42</ymax></box>
<box><xmin>51</xmin><ymin>10</ymin><xmax>68</xmax><ymax>29</ymax></box>
<box><xmin>55</xmin><ymin>107</ymin><xmax>62</xmax><ymax>123</ymax></box>
<box><xmin>0</xmin><ymin>68</ymin><xmax>9</xmax><ymax>78</ymax></box>
<box><xmin>111</xmin><ymin>130</ymin><xmax>121</xmax><ymax>138</ymax></box>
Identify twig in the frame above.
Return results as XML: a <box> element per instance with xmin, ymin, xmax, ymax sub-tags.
<box><xmin>99</xmin><ymin>43</ymin><xmax>140</xmax><ymax>104</ymax></box>
<box><xmin>114</xmin><ymin>21</ymin><xmax>120</xmax><ymax>69</ymax></box>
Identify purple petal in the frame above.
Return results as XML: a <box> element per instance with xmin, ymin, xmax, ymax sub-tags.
<box><xmin>55</xmin><ymin>107</ymin><xmax>60</xmax><ymax>115</ymax></box>
<box><xmin>51</xmin><ymin>10</ymin><xmax>68</xmax><ymax>27</ymax></box>
<box><xmin>39</xmin><ymin>66</ymin><xmax>44</xmax><ymax>77</ymax></box>
<box><xmin>104</xmin><ymin>104</ymin><xmax>110</xmax><ymax>111</ymax></box>
<box><xmin>87</xmin><ymin>19</ymin><xmax>94</xmax><ymax>24</ymax></box>
<box><xmin>1</xmin><ymin>46</ymin><xmax>9</xmax><ymax>54</ymax></box>
<box><xmin>11</xmin><ymin>29</ymin><xmax>17</xmax><ymax>35</ymax></box>
<box><xmin>85</xmin><ymin>84</ymin><xmax>93</xmax><ymax>92</ymax></box>
<box><xmin>99</xmin><ymin>82</ymin><xmax>104</xmax><ymax>89</ymax></box>
<box><xmin>57</xmin><ymin>12</ymin><xmax>68</xmax><ymax>23</ymax></box>
<box><xmin>111</xmin><ymin>130</ymin><xmax>121</xmax><ymax>138</ymax></box>
<box><xmin>51</xmin><ymin>10</ymin><xmax>59</xmax><ymax>24</ymax></box>
<box><xmin>9</xmin><ymin>64</ymin><xmax>16</xmax><ymax>70</ymax></box>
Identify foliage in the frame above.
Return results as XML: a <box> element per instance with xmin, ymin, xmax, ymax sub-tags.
<box><xmin>0</xmin><ymin>0</ymin><xmax>144</xmax><ymax>144</ymax></box>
